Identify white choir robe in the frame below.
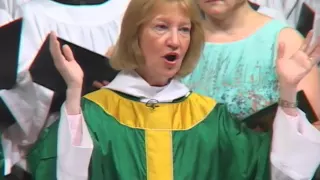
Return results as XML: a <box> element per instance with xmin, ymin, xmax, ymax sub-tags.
<box><xmin>0</xmin><ymin>0</ymin><xmax>30</xmax><ymax>19</ymax></box>
<box><xmin>0</xmin><ymin>0</ymin><xmax>130</xmax><ymax>175</ymax></box>
<box><xmin>0</xmin><ymin>9</ymin><xmax>12</xmax><ymax>26</ymax></box>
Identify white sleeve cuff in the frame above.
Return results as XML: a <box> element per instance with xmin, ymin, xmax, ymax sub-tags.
<box><xmin>1</xmin><ymin>132</ymin><xmax>25</xmax><ymax>175</ymax></box>
<box><xmin>57</xmin><ymin>104</ymin><xmax>93</xmax><ymax>179</ymax></box>
<box><xmin>271</xmin><ymin>107</ymin><xmax>320</xmax><ymax>179</ymax></box>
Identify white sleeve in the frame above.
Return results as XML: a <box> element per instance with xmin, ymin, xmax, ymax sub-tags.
<box><xmin>57</xmin><ymin>104</ymin><xmax>93</xmax><ymax>180</ymax></box>
<box><xmin>0</xmin><ymin>9</ymin><xmax>12</xmax><ymax>26</ymax></box>
<box><xmin>271</xmin><ymin>107</ymin><xmax>320</xmax><ymax>180</ymax></box>
<box><xmin>0</xmin><ymin>0</ymin><xmax>14</xmax><ymax>17</ymax></box>
<box><xmin>0</xmin><ymin>72</ymin><xmax>53</xmax><ymax>144</ymax></box>
<box><xmin>1</xmin><ymin>124</ymin><xmax>26</xmax><ymax>175</ymax></box>
<box><xmin>0</xmin><ymin>72</ymin><xmax>53</xmax><ymax>175</ymax></box>
<box><xmin>16</xmin><ymin>4</ymin><xmax>47</xmax><ymax>74</ymax></box>
<box><xmin>0</xmin><ymin>0</ymin><xmax>31</xmax><ymax>19</ymax></box>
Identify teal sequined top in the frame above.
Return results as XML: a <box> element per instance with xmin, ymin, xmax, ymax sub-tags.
<box><xmin>182</xmin><ymin>20</ymin><xmax>289</xmax><ymax>120</ymax></box>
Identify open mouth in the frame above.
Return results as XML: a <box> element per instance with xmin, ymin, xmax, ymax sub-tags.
<box><xmin>164</xmin><ymin>53</ymin><xmax>178</xmax><ymax>62</ymax></box>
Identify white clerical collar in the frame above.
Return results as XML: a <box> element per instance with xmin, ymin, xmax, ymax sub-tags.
<box><xmin>103</xmin><ymin>70</ymin><xmax>190</xmax><ymax>103</ymax></box>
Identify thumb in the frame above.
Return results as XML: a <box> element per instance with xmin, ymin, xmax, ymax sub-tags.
<box><xmin>92</xmin><ymin>81</ymin><xmax>104</xmax><ymax>89</ymax></box>
<box><xmin>277</xmin><ymin>42</ymin><xmax>285</xmax><ymax>60</ymax></box>
<box><xmin>106</xmin><ymin>46</ymin><xmax>115</xmax><ymax>58</ymax></box>
<box><xmin>102</xmin><ymin>80</ymin><xmax>110</xmax><ymax>86</ymax></box>
<box><xmin>313</xmin><ymin>123</ymin><xmax>320</xmax><ymax>131</ymax></box>
<box><xmin>313</xmin><ymin>120</ymin><xmax>320</xmax><ymax>125</ymax></box>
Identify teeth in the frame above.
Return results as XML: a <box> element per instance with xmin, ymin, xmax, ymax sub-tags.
<box><xmin>165</xmin><ymin>55</ymin><xmax>177</xmax><ymax>62</ymax></box>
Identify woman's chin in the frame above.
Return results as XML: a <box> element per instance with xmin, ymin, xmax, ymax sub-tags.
<box><xmin>205</xmin><ymin>7</ymin><xmax>229</xmax><ymax>18</ymax></box>
<box><xmin>162</xmin><ymin>69</ymin><xmax>179</xmax><ymax>79</ymax></box>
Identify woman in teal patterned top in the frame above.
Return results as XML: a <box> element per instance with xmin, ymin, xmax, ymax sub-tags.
<box><xmin>182</xmin><ymin>0</ymin><xmax>320</xmax><ymax>121</ymax></box>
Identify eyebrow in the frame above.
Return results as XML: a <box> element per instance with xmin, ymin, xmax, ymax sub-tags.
<box><xmin>152</xmin><ymin>17</ymin><xmax>191</xmax><ymax>26</ymax></box>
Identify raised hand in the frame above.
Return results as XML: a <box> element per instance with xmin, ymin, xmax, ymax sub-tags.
<box><xmin>49</xmin><ymin>32</ymin><xmax>83</xmax><ymax>89</ymax></box>
<box><xmin>276</xmin><ymin>30</ymin><xmax>320</xmax><ymax>88</ymax></box>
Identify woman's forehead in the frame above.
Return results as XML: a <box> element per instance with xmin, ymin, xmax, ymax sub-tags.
<box><xmin>148</xmin><ymin>1</ymin><xmax>192</xmax><ymax>22</ymax></box>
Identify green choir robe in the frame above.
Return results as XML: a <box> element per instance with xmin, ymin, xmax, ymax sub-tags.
<box><xmin>2</xmin><ymin>70</ymin><xmax>320</xmax><ymax>180</ymax></box>
<box><xmin>73</xmin><ymin>89</ymin><xmax>272</xmax><ymax>180</ymax></box>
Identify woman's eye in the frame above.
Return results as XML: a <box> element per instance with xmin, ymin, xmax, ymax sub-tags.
<box><xmin>180</xmin><ymin>27</ymin><xmax>191</xmax><ymax>33</ymax></box>
<box><xmin>154</xmin><ymin>24</ymin><xmax>168</xmax><ymax>31</ymax></box>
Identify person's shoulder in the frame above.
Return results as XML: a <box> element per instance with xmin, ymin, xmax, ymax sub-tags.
<box><xmin>82</xmin><ymin>88</ymin><xmax>135</xmax><ymax>107</ymax></box>
<box><xmin>278</xmin><ymin>28</ymin><xmax>303</xmax><ymax>42</ymax></box>
<box><xmin>247</xmin><ymin>13</ymin><xmax>286</xmax><ymax>37</ymax></box>
<box><xmin>278</xmin><ymin>28</ymin><xmax>304</xmax><ymax>56</ymax></box>
<box><xmin>83</xmin><ymin>88</ymin><xmax>111</xmax><ymax>102</ymax></box>
<box><xmin>187</xmin><ymin>92</ymin><xmax>216</xmax><ymax>102</ymax></box>
<box><xmin>186</xmin><ymin>92</ymin><xmax>220</xmax><ymax>110</ymax></box>
<box><xmin>81</xmin><ymin>88</ymin><xmax>116</xmax><ymax>113</ymax></box>
<box><xmin>254</xmin><ymin>13</ymin><xmax>288</xmax><ymax>30</ymax></box>
<box><xmin>187</xmin><ymin>92</ymin><xmax>237</xmax><ymax>121</ymax></box>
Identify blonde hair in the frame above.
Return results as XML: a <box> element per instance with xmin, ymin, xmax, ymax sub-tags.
<box><xmin>110</xmin><ymin>0</ymin><xmax>205</xmax><ymax>78</ymax></box>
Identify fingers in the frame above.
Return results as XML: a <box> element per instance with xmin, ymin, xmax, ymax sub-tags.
<box><xmin>300</xmin><ymin>30</ymin><xmax>314</xmax><ymax>52</ymax></box>
<box><xmin>49</xmin><ymin>32</ymin><xmax>75</xmax><ymax>63</ymax></box>
<box><xmin>277</xmin><ymin>42</ymin><xmax>285</xmax><ymax>60</ymax></box>
<box><xmin>49</xmin><ymin>32</ymin><xmax>63</xmax><ymax>61</ymax></box>
<box><xmin>102</xmin><ymin>80</ymin><xmax>109</xmax><ymax>86</ymax></box>
<box><xmin>92</xmin><ymin>80</ymin><xmax>109</xmax><ymax>89</ymax></box>
<box><xmin>314</xmin><ymin>121</ymin><xmax>320</xmax><ymax>125</ymax></box>
<box><xmin>49</xmin><ymin>32</ymin><xmax>67</xmax><ymax>70</ymax></box>
<box><xmin>62</xmin><ymin>44</ymin><xmax>75</xmax><ymax>62</ymax></box>
<box><xmin>306</xmin><ymin>36</ymin><xmax>320</xmax><ymax>56</ymax></box>
<box><xmin>293</xmin><ymin>52</ymin><xmax>313</xmax><ymax>69</ymax></box>
<box><xmin>294</xmin><ymin>30</ymin><xmax>320</xmax><ymax>69</ymax></box>
<box><xmin>92</xmin><ymin>81</ymin><xmax>104</xmax><ymax>89</ymax></box>
<box><xmin>308</xmin><ymin>56</ymin><xmax>320</xmax><ymax>67</ymax></box>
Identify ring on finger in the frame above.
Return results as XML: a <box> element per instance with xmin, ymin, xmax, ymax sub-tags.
<box><xmin>308</xmin><ymin>57</ymin><xmax>314</xmax><ymax>62</ymax></box>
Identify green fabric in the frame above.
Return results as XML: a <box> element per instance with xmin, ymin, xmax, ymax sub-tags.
<box><xmin>0</xmin><ymin>121</ymin><xmax>58</xmax><ymax>180</ymax></box>
<box><xmin>172</xmin><ymin>103</ymin><xmax>271</xmax><ymax>180</ymax></box>
<box><xmin>82</xmin><ymin>98</ymin><xmax>147</xmax><ymax>180</ymax></box>
<box><xmin>0</xmin><ymin>92</ymin><xmax>272</xmax><ymax>180</ymax></box>
<box><xmin>82</xmin><ymin>97</ymin><xmax>271</xmax><ymax>180</ymax></box>
<box><xmin>27</xmin><ymin>120</ymin><xmax>59</xmax><ymax>179</ymax></box>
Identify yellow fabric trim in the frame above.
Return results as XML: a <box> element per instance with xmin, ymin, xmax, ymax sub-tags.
<box><xmin>145</xmin><ymin>130</ymin><xmax>172</xmax><ymax>180</ymax></box>
<box><xmin>84</xmin><ymin>89</ymin><xmax>216</xmax><ymax>130</ymax></box>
